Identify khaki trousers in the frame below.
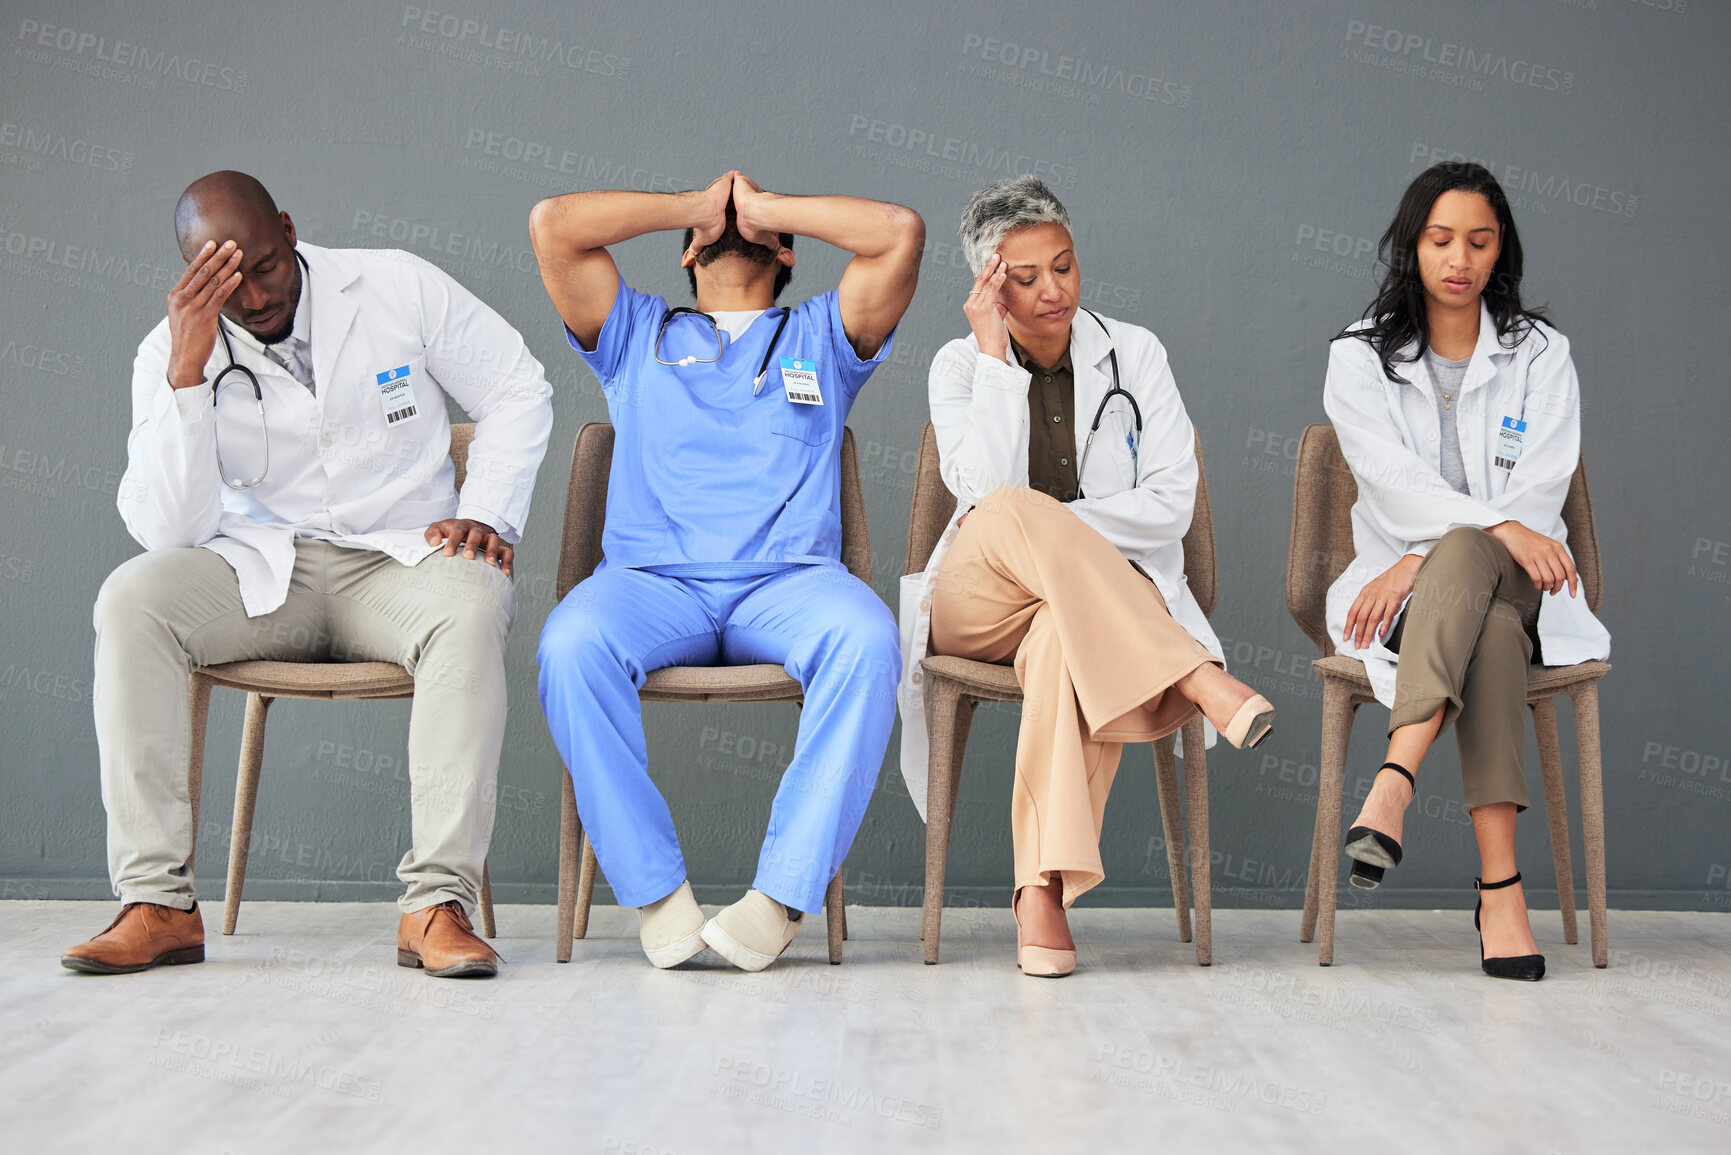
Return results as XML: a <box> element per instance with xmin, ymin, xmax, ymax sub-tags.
<box><xmin>1387</xmin><ymin>527</ymin><xmax>1541</xmax><ymax>811</ymax></box>
<box><xmin>92</xmin><ymin>539</ymin><xmax>516</xmax><ymax>914</ymax></box>
<box><xmin>929</xmin><ymin>487</ymin><xmax>1218</xmax><ymax>906</ymax></box>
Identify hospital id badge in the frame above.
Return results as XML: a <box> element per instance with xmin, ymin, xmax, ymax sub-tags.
<box><xmin>1494</xmin><ymin>416</ymin><xmax>1525</xmax><ymax>471</ymax></box>
<box><xmin>376</xmin><ymin>364</ymin><xmax>421</xmax><ymax>426</ymax></box>
<box><xmin>780</xmin><ymin>357</ymin><xmax>823</xmax><ymax>405</ymax></box>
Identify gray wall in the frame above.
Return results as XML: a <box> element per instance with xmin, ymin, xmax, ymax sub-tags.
<box><xmin>3</xmin><ymin>0</ymin><xmax>1726</xmax><ymax>912</ymax></box>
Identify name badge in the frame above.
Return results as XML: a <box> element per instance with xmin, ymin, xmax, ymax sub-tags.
<box><xmin>1494</xmin><ymin>416</ymin><xmax>1525</xmax><ymax>471</ymax></box>
<box><xmin>376</xmin><ymin>364</ymin><xmax>420</xmax><ymax>425</ymax></box>
<box><xmin>780</xmin><ymin>357</ymin><xmax>822</xmax><ymax>405</ymax></box>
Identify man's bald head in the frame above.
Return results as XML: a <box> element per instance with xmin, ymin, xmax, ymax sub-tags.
<box><xmin>174</xmin><ymin>171</ymin><xmax>302</xmax><ymax>343</ymax></box>
<box><xmin>174</xmin><ymin>171</ymin><xmax>285</xmax><ymax>260</ymax></box>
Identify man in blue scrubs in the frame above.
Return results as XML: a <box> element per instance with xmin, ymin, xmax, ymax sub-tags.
<box><xmin>528</xmin><ymin>172</ymin><xmax>923</xmax><ymax>970</ymax></box>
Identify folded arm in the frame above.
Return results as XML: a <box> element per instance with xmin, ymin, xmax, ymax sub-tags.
<box><xmin>929</xmin><ymin>341</ymin><xmax>1032</xmax><ymax>505</ymax></box>
<box><xmin>528</xmin><ymin>173</ymin><xmax>734</xmax><ymax>351</ymax></box>
<box><xmin>733</xmin><ymin>176</ymin><xmax>923</xmax><ymax>359</ymax></box>
<box><xmin>119</xmin><ymin>240</ymin><xmax>251</xmax><ymax>546</ymax></box>
<box><xmin>118</xmin><ymin>341</ymin><xmax>225</xmax><ymax>549</ymax></box>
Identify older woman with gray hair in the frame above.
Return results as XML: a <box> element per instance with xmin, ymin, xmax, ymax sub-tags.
<box><xmin>897</xmin><ymin>176</ymin><xmax>1272</xmax><ymax>977</ymax></box>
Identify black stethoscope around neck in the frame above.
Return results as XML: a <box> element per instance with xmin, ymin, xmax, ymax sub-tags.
<box><xmin>211</xmin><ymin>249</ymin><xmax>310</xmax><ymax>490</ymax></box>
<box><xmin>1075</xmin><ymin>308</ymin><xmax>1142</xmax><ymax>490</ymax></box>
<box><xmin>653</xmin><ymin>305</ymin><xmax>792</xmax><ymax>395</ymax></box>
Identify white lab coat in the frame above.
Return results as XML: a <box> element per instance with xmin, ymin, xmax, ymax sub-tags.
<box><xmin>897</xmin><ymin>313</ymin><xmax>1223</xmax><ymax>820</ymax></box>
<box><xmin>1323</xmin><ymin>303</ymin><xmax>1610</xmax><ymax>706</ymax></box>
<box><xmin>120</xmin><ymin>243</ymin><xmax>553</xmax><ymax>616</ymax></box>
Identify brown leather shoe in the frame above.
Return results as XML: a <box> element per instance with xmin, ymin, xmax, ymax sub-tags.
<box><xmin>61</xmin><ymin>902</ymin><xmax>205</xmax><ymax>974</ymax></box>
<box><xmin>397</xmin><ymin>900</ymin><xmax>499</xmax><ymax>978</ymax></box>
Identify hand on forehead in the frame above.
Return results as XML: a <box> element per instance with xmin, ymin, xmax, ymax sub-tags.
<box><xmin>178</xmin><ymin>206</ymin><xmax>284</xmax><ymax>264</ymax></box>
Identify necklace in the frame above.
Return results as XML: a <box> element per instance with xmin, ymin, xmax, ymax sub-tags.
<box><xmin>1441</xmin><ymin>392</ymin><xmax>1454</xmax><ymax>411</ymax></box>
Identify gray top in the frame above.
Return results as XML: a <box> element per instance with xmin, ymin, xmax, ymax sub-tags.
<box><xmin>1426</xmin><ymin>350</ymin><xmax>1471</xmax><ymax>495</ymax></box>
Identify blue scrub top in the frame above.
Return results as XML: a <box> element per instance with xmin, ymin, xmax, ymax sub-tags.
<box><xmin>566</xmin><ymin>280</ymin><xmax>893</xmax><ymax>571</ymax></box>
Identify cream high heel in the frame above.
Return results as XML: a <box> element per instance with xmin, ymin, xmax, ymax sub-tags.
<box><xmin>1220</xmin><ymin>693</ymin><xmax>1276</xmax><ymax>749</ymax></box>
<box><xmin>1012</xmin><ymin>887</ymin><xmax>1076</xmax><ymax>978</ymax></box>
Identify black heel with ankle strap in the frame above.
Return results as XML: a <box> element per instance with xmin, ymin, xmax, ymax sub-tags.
<box><xmin>1475</xmin><ymin>872</ymin><xmax>1546</xmax><ymax>982</ymax></box>
<box><xmin>1344</xmin><ymin>763</ymin><xmax>1414</xmax><ymax>889</ymax></box>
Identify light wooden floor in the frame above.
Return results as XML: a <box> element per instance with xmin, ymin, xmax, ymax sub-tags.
<box><xmin>4</xmin><ymin>901</ymin><xmax>1728</xmax><ymax>1153</ymax></box>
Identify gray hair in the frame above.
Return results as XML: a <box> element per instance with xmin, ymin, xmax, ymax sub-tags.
<box><xmin>958</xmin><ymin>176</ymin><xmax>1072</xmax><ymax>274</ymax></box>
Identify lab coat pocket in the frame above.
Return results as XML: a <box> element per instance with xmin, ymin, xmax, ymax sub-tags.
<box><xmin>1103</xmin><ymin>403</ymin><xmax>1139</xmax><ymax>450</ymax></box>
<box><xmin>1090</xmin><ymin>407</ymin><xmax>1140</xmax><ymax>495</ymax></box>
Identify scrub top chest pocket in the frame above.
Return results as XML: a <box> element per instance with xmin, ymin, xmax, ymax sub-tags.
<box><xmin>769</xmin><ymin>355</ymin><xmax>836</xmax><ymax>446</ymax></box>
<box><xmin>780</xmin><ymin>357</ymin><xmax>823</xmax><ymax>405</ymax></box>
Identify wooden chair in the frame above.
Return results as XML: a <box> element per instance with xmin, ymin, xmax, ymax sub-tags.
<box><xmin>188</xmin><ymin>423</ymin><xmax>497</xmax><ymax>938</ymax></box>
<box><xmin>552</xmin><ymin>422</ymin><xmax>870</xmax><ymax>964</ymax></box>
<box><xmin>907</xmin><ymin>422</ymin><xmax>1222</xmax><ymax>965</ymax></box>
<box><xmin>1285</xmin><ymin>423</ymin><xmax>1611</xmax><ymax>966</ymax></box>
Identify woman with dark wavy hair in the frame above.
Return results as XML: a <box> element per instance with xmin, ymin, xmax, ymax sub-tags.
<box><xmin>1324</xmin><ymin>162</ymin><xmax>1610</xmax><ymax>981</ymax></box>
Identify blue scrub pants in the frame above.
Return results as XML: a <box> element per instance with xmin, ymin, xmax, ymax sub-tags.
<box><xmin>536</xmin><ymin>563</ymin><xmax>900</xmax><ymax>913</ymax></box>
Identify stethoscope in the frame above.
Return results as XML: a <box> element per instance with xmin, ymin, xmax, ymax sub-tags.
<box><xmin>652</xmin><ymin>305</ymin><xmax>792</xmax><ymax>395</ymax></box>
<box><xmin>1076</xmin><ymin>308</ymin><xmax>1142</xmax><ymax>492</ymax></box>
<box><xmin>210</xmin><ymin>250</ymin><xmax>310</xmax><ymax>490</ymax></box>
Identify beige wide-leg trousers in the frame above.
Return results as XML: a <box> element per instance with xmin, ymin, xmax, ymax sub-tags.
<box><xmin>92</xmin><ymin>539</ymin><xmax>516</xmax><ymax>914</ymax></box>
<box><xmin>1386</xmin><ymin>526</ymin><xmax>1542</xmax><ymax>811</ymax></box>
<box><xmin>929</xmin><ymin>486</ymin><xmax>1219</xmax><ymax>906</ymax></box>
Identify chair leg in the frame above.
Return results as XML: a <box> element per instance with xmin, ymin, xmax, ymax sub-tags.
<box><xmin>224</xmin><ymin>693</ymin><xmax>273</xmax><ymax>936</ymax></box>
<box><xmin>921</xmin><ymin>681</ymin><xmax>974</xmax><ymax>965</ymax></box>
<box><xmin>186</xmin><ymin>675</ymin><xmax>213</xmax><ymax>875</ymax></box>
<box><xmin>946</xmin><ymin>706</ymin><xmax>970</xmax><ymax>818</ymax></box>
<box><xmin>1300</xmin><ymin>686</ymin><xmax>1345</xmax><ymax>945</ymax></box>
<box><xmin>1307</xmin><ymin>682</ymin><xmax>1355</xmax><ymax>965</ymax></box>
<box><xmin>575</xmin><ymin>835</ymin><xmax>598</xmax><ymax>941</ymax></box>
<box><xmin>1180</xmin><ymin>717</ymin><xmax>1212</xmax><ymax>966</ymax></box>
<box><xmin>824</xmin><ymin>872</ymin><xmax>845</xmax><ymax>965</ymax></box>
<box><xmin>556</xmin><ymin>773</ymin><xmax>579</xmax><ymax>962</ymax></box>
<box><xmin>478</xmin><ymin>860</ymin><xmax>496</xmax><ymax>940</ymax></box>
<box><xmin>1531</xmin><ymin>697</ymin><xmax>1577</xmax><ymax>945</ymax></box>
<box><xmin>1299</xmin><ymin>721</ymin><xmax>1329</xmax><ymax>946</ymax></box>
<box><xmin>1571</xmin><ymin>683</ymin><xmax>1609</xmax><ymax>968</ymax></box>
<box><xmin>1153</xmin><ymin>733</ymin><xmax>1192</xmax><ymax>943</ymax></box>
<box><xmin>1301</xmin><ymin>799</ymin><xmax>1325</xmax><ymax>942</ymax></box>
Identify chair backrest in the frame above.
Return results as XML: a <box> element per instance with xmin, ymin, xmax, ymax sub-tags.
<box><xmin>1187</xmin><ymin>437</ymin><xmax>1218</xmax><ymax>620</ymax></box>
<box><xmin>903</xmin><ymin>422</ymin><xmax>951</xmax><ymax>580</ymax></box>
<box><xmin>902</xmin><ymin>421</ymin><xmax>1218</xmax><ymax>619</ymax></box>
<box><xmin>1285</xmin><ymin>423</ymin><xmax>1602</xmax><ymax>658</ymax></box>
<box><xmin>450</xmin><ymin>422</ymin><xmax>475</xmax><ymax>489</ymax></box>
<box><xmin>555</xmin><ymin>423</ymin><xmax>872</xmax><ymax>602</ymax></box>
<box><xmin>1561</xmin><ymin>459</ymin><xmax>1603</xmax><ymax>616</ymax></box>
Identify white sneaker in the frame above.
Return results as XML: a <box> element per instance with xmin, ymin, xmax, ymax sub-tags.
<box><xmin>638</xmin><ymin>881</ymin><xmax>707</xmax><ymax>968</ymax></box>
<box><xmin>702</xmin><ymin>889</ymin><xmax>801</xmax><ymax>972</ymax></box>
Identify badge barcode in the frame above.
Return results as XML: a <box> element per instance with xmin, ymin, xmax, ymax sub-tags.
<box><xmin>1494</xmin><ymin>456</ymin><xmax>1515</xmax><ymax>470</ymax></box>
<box><xmin>791</xmin><ymin>392</ymin><xmax>820</xmax><ymax>403</ymax></box>
<box><xmin>387</xmin><ymin>406</ymin><xmax>418</xmax><ymax>424</ymax></box>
